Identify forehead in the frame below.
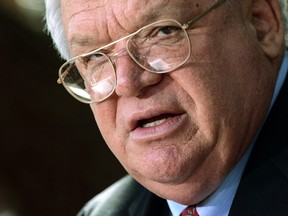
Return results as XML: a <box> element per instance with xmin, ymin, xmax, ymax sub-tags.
<box><xmin>61</xmin><ymin>0</ymin><xmax>197</xmax><ymax>24</ymax></box>
<box><xmin>61</xmin><ymin>0</ymin><xmax>205</xmax><ymax>55</ymax></box>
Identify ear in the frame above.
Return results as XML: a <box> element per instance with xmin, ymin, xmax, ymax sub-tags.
<box><xmin>249</xmin><ymin>0</ymin><xmax>284</xmax><ymax>59</ymax></box>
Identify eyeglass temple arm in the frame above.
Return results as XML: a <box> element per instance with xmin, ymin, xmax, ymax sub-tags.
<box><xmin>57</xmin><ymin>78</ymin><xmax>62</xmax><ymax>84</ymax></box>
<box><xmin>57</xmin><ymin>64</ymin><xmax>74</xmax><ymax>84</ymax></box>
<box><xmin>182</xmin><ymin>0</ymin><xmax>226</xmax><ymax>29</ymax></box>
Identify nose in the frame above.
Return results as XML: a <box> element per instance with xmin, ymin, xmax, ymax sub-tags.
<box><xmin>114</xmin><ymin>52</ymin><xmax>162</xmax><ymax>98</ymax></box>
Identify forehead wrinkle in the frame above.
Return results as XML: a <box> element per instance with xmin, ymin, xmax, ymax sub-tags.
<box><xmin>64</xmin><ymin>3</ymin><xmax>111</xmax><ymax>55</ymax></box>
<box><xmin>67</xmin><ymin>1</ymin><xmax>161</xmax><ymax>52</ymax></box>
<box><xmin>118</xmin><ymin>0</ymin><xmax>168</xmax><ymax>29</ymax></box>
<box><xmin>118</xmin><ymin>0</ymin><xmax>198</xmax><ymax>29</ymax></box>
<box><xmin>65</xmin><ymin>0</ymin><xmax>200</xmax><ymax>56</ymax></box>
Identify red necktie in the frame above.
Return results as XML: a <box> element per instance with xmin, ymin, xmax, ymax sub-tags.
<box><xmin>180</xmin><ymin>206</ymin><xmax>199</xmax><ymax>216</ymax></box>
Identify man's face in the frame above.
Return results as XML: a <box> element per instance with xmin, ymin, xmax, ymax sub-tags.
<box><xmin>61</xmin><ymin>0</ymin><xmax>279</xmax><ymax>204</ymax></box>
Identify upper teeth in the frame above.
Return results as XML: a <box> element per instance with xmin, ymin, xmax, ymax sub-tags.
<box><xmin>142</xmin><ymin>118</ymin><xmax>168</xmax><ymax>128</ymax></box>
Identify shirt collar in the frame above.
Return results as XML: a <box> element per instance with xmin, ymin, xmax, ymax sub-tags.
<box><xmin>167</xmin><ymin>49</ymin><xmax>288</xmax><ymax>216</ymax></box>
<box><xmin>270</xmin><ymin>49</ymin><xmax>288</xmax><ymax>110</ymax></box>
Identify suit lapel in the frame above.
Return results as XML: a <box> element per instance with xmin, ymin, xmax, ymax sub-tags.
<box><xmin>128</xmin><ymin>190</ymin><xmax>171</xmax><ymax>216</ymax></box>
<box><xmin>229</xmin><ymin>71</ymin><xmax>288</xmax><ymax>215</ymax></box>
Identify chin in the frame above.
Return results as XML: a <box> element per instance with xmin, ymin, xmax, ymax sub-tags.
<box><xmin>129</xmin><ymin>157</ymin><xmax>196</xmax><ymax>185</ymax></box>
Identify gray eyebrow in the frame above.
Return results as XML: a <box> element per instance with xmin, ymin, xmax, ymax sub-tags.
<box><xmin>69</xmin><ymin>36</ymin><xmax>97</xmax><ymax>48</ymax></box>
<box><xmin>68</xmin><ymin>36</ymin><xmax>101</xmax><ymax>57</ymax></box>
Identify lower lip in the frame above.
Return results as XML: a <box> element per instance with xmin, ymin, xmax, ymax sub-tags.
<box><xmin>130</xmin><ymin>113</ymin><xmax>188</xmax><ymax>142</ymax></box>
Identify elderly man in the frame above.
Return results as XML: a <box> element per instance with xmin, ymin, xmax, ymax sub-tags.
<box><xmin>45</xmin><ymin>0</ymin><xmax>288</xmax><ymax>215</ymax></box>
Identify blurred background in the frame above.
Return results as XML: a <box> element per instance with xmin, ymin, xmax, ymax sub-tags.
<box><xmin>0</xmin><ymin>0</ymin><xmax>126</xmax><ymax>215</ymax></box>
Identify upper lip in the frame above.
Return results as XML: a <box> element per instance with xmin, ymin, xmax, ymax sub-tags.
<box><xmin>127</xmin><ymin>106</ymin><xmax>185</xmax><ymax>132</ymax></box>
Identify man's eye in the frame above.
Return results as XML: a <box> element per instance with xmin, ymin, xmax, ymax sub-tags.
<box><xmin>82</xmin><ymin>53</ymin><xmax>104</xmax><ymax>63</ymax></box>
<box><xmin>156</xmin><ymin>26</ymin><xmax>180</xmax><ymax>36</ymax></box>
<box><xmin>150</xmin><ymin>25</ymin><xmax>181</xmax><ymax>38</ymax></box>
<box><xmin>138</xmin><ymin>25</ymin><xmax>181</xmax><ymax>40</ymax></box>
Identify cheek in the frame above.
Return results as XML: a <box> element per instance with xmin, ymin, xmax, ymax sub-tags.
<box><xmin>90</xmin><ymin>102</ymin><xmax>118</xmax><ymax>143</ymax></box>
<box><xmin>170</xmin><ymin>64</ymin><xmax>231</xmax><ymax>128</ymax></box>
<box><xmin>90</xmin><ymin>100</ymin><xmax>132</xmax><ymax>165</ymax></box>
<box><xmin>174</xmin><ymin>25</ymin><xmax>262</xmax><ymax>122</ymax></box>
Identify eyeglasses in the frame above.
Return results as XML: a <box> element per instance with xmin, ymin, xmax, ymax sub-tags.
<box><xmin>57</xmin><ymin>0</ymin><xmax>226</xmax><ymax>104</ymax></box>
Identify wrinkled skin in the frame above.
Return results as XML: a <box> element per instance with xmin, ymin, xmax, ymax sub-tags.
<box><xmin>61</xmin><ymin>0</ymin><xmax>284</xmax><ymax>205</ymax></box>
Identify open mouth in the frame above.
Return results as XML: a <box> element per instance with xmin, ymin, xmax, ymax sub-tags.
<box><xmin>139</xmin><ymin>114</ymin><xmax>176</xmax><ymax>128</ymax></box>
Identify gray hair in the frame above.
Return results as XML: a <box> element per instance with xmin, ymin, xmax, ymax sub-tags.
<box><xmin>44</xmin><ymin>0</ymin><xmax>288</xmax><ymax>60</ymax></box>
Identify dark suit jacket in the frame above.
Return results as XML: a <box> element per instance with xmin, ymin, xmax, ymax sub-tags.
<box><xmin>78</xmin><ymin>71</ymin><xmax>288</xmax><ymax>216</ymax></box>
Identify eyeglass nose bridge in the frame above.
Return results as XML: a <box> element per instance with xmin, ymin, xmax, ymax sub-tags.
<box><xmin>106</xmin><ymin>41</ymin><xmax>152</xmax><ymax>77</ymax></box>
<box><xmin>108</xmin><ymin>47</ymin><xmax>129</xmax><ymax>63</ymax></box>
<box><xmin>93</xmin><ymin>31</ymin><xmax>167</xmax><ymax>76</ymax></box>
<box><xmin>97</xmin><ymin>35</ymin><xmax>138</xmax><ymax>67</ymax></box>
<box><xmin>105</xmin><ymin>46</ymin><xmax>137</xmax><ymax>78</ymax></box>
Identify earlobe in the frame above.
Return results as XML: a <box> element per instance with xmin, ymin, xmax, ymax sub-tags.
<box><xmin>250</xmin><ymin>0</ymin><xmax>284</xmax><ymax>59</ymax></box>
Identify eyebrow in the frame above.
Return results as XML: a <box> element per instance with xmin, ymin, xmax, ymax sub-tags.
<box><xmin>68</xmin><ymin>35</ymin><xmax>102</xmax><ymax>57</ymax></box>
<box><xmin>69</xmin><ymin>36</ymin><xmax>97</xmax><ymax>48</ymax></box>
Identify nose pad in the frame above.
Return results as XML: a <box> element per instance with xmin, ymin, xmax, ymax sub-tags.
<box><xmin>114</xmin><ymin>53</ymin><xmax>162</xmax><ymax>98</ymax></box>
